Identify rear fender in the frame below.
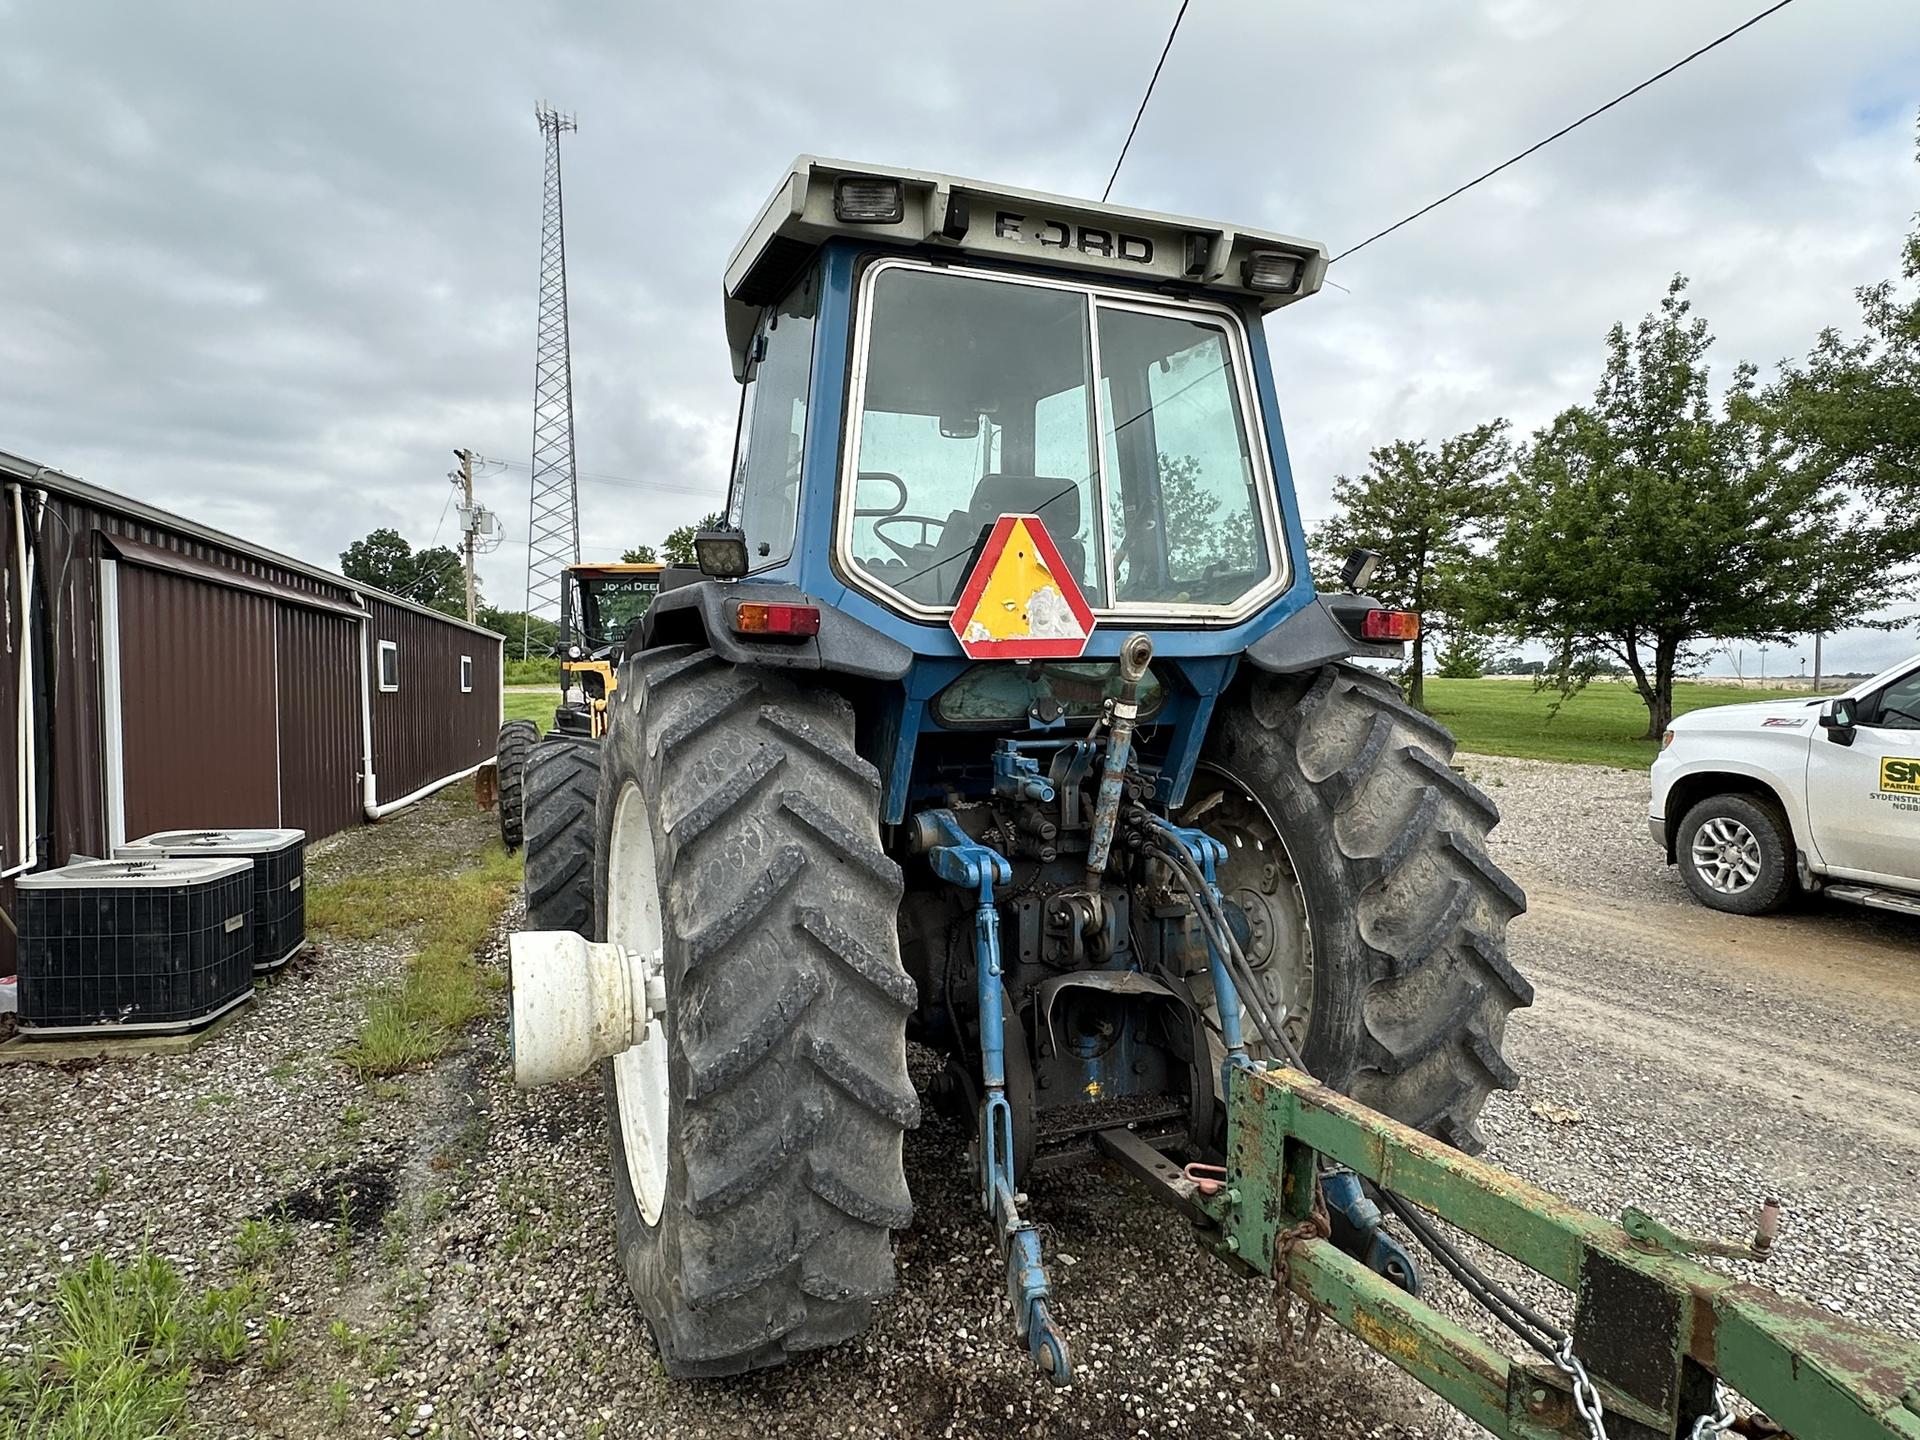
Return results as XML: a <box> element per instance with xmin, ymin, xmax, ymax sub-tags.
<box><xmin>637</xmin><ymin>579</ymin><xmax>915</xmax><ymax>681</ymax></box>
<box><xmin>1243</xmin><ymin>593</ymin><xmax>1404</xmax><ymax>673</ymax></box>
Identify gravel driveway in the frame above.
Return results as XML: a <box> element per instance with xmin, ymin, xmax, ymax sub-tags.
<box><xmin>2</xmin><ymin>756</ymin><xmax>1915</xmax><ymax>1439</ymax></box>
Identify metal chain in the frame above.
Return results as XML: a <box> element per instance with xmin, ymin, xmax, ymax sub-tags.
<box><xmin>1688</xmin><ymin>1384</ymin><xmax>1738</xmax><ymax>1440</ymax></box>
<box><xmin>1553</xmin><ymin>1337</ymin><xmax>1610</xmax><ymax>1440</ymax></box>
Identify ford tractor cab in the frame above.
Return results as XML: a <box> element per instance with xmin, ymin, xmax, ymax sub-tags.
<box><xmin>503</xmin><ymin>160</ymin><xmax>1530</xmax><ymax>1383</ymax></box>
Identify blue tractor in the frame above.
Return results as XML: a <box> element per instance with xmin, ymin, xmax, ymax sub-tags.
<box><xmin>505</xmin><ymin>159</ymin><xmax>1529</xmax><ymax>1385</ymax></box>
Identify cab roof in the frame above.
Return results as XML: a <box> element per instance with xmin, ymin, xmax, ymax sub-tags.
<box><xmin>567</xmin><ymin>562</ymin><xmax>663</xmax><ymax>578</ymax></box>
<box><xmin>723</xmin><ymin>157</ymin><xmax>1329</xmax><ymax>378</ymax></box>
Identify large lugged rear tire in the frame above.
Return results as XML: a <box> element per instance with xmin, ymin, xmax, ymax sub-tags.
<box><xmin>523</xmin><ymin>735</ymin><xmax>599</xmax><ymax>934</ymax></box>
<box><xmin>1201</xmin><ymin>663</ymin><xmax>1531</xmax><ymax>1152</ymax></box>
<box><xmin>496</xmin><ymin>719</ymin><xmax>538</xmax><ymax>851</ymax></box>
<box><xmin>596</xmin><ymin>647</ymin><xmax>918</xmax><ymax>1376</ymax></box>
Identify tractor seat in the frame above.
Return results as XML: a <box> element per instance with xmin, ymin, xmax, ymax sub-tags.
<box><xmin>949</xmin><ymin>474</ymin><xmax>1088</xmax><ymax>597</ymax></box>
<box><xmin>883</xmin><ymin>474</ymin><xmax>1090</xmax><ymax>606</ymax></box>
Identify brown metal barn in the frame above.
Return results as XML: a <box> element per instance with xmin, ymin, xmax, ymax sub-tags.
<box><xmin>1</xmin><ymin>451</ymin><xmax>504</xmax><ymax>974</ymax></box>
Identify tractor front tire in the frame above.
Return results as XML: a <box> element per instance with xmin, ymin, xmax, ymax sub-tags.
<box><xmin>523</xmin><ymin>735</ymin><xmax>599</xmax><ymax>934</ymax></box>
<box><xmin>496</xmin><ymin>718</ymin><xmax>538</xmax><ymax>851</ymax></box>
<box><xmin>595</xmin><ymin>647</ymin><xmax>918</xmax><ymax>1376</ymax></box>
<box><xmin>1201</xmin><ymin>664</ymin><xmax>1531</xmax><ymax>1152</ymax></box>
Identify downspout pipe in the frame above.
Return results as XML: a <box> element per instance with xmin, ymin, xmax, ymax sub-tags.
<box><xmin>365</xmin><ymin>762</ymin><xmax>486</xmax><ymax>820</ymax></box>
<box><xmin>3</xmin><ymin>482</ymin><xmax>38</xmax><ymax>880</ymax></box>
<box><xmin>356</xmin><ymin>603</ymin><xmax>379</xmax><ymax>817</ymax></box>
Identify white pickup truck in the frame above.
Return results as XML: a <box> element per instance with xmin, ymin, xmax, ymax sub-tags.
<box><xmin>1649</xmin><ymin>651</ymin><xmax>1920</xmax><ymax>916</ymax></box>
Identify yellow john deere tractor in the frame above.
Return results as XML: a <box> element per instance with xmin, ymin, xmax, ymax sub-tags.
<box><xmin>496</xmin><ymin>561</ymin><xmax>661</xmax><ymax>851</ymax></box>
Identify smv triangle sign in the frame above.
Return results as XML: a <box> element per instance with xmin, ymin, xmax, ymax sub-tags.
<box><xmin>948</xmin><ymin>515</ymin><xmax>1095</xmax><ymax>660</ymax></box>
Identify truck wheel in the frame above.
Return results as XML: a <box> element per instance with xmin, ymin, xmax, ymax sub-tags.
<box><xmin>523</xmin><ymin>735</ymin><xmax>599</xmax><ymax>934</ymax></box>
<box><xmin>595</xmin><ymin>646</ymin><xmax>918</xmax><ymax>1376</ymax></box>
<box><xmin>496</xmin><ymin>719</ymin><xmax>538</xmax><ymax>851</ymax></box>
<box><xmin>1192</xmin><ymin>664</ymin><xmax>1531</xmax><ymax>1153</ymax></box>
<box><xmin>1675</xmin><ymin>793</ymin><xmax>1794</xmax><ymax>916</ymax></box>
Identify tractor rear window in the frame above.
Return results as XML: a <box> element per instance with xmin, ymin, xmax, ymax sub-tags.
<box><xmin>840</xmin><ymin>260</ymin><xmax>1280</xmax><ymax>616</ymax></box>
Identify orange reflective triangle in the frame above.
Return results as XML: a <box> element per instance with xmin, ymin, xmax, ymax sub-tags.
<box><xmin>948</xmin><ymin>515</ymin><xmax>1095</xmax><ymax>660</ymax></box>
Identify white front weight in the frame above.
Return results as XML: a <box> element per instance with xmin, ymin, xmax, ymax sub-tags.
<box><xmin>508</xmin><ymin>930</ymin><xmax>665</xmax><ymax>1088</ymax></box>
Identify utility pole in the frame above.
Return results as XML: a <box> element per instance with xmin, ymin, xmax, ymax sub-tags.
<box><xmin>454</xmin><ymin>448</ymin><xmax>477</xmax><ymax>624</ymax></box>
<box><xmin>449</xmin><ymin>449</ymin><xmax>500</xmax><ymax>626</ymax></box>
<box><xmin>1813</xmin><ymin>633</ymin><xmax>1824</xmax><ymax>694</ymax></box>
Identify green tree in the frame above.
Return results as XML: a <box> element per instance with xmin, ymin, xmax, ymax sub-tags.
<box><xmin>408</xmin><ymin>545</ymin><xmax>468</xmax><ymax>617</ymax></box>
<box><xmin>620</xmin><ymin>544</ymin><xmax>658</xmax><ymax>564</ymax></box>
<box><xmin>1769</xmin><ymin>120</ymin><xmax>1920</xmax><ymax>572</ymax></box>
<box><xmin>338</xmin><ymin>529</ymin><xmax>468</xmax><ymax>617</ymax></box>
<box><xmin>1468</xmin><ymin>278</ymin><xmax>1891</xmax><ymax>738</ymax></box>
<box><xmin>660</xmin><ymin>512</ymin><xmax>726</xmax><ymax>567</ymax></box>
<box><xmin>1310</xmin><ymin>421</ymin><xmax>1511</xmax><ymax>709</ymax></box>
<box><xmin>478</xmin><ymin>605</ymin><xmax>560</xmax><ymax>659</ymax></box>
<box><xmin>1433</xmin><ymin>629</ymin><xmax>1494</xmax><ymax>680</ymax></box>
<box><xmin>339</xmin><ymin>528</ymin><xmax>414</xmax><ymax>593</ymax></box>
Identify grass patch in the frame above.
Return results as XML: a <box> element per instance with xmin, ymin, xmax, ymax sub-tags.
<box><xmin>0</xmin><ymin>1248</ymin><xmax>272</xmax><ymax>1439</ymax></box>
<box><xmin>1424</xmin><ymin>677</ymin><xmax>1813</xmax><ymax>769</ymax></box>
<box><xmin>503</xmin><ymin>657</ymin><xmax>560</xmax><ymax>686</ymax></box>
<box><xmin>312</xmin><ymin>844</ymin><xmax>521</xmax><ymax>1078</ymax></box>
<box><xmin>499</xmin><ymin>690</ymin><xmax>554</xmax><ymax>732</ymax></box>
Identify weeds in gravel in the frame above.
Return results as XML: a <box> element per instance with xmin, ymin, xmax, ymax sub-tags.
<box><xmin>261</xmin><ymin>1315</ymin><xmax>294</xmax><ymax>1372</ymax></box>
<box><xmin>90</xmin><ymin>1167</ymin><xmax>116</xmax><ymax>1202</ymax></box>
<box><xmin>324</xmin><ymin>1378</ymin><xmax>352</xmax><ymax>1427</ymax></box>
<box><xmin>233</xmin><ymin>1214</ymin><xmax>293</xmax><ymax>1269</ymax></box>
<box><xmin>193</xmin><ymin>1280</ymin><xmax>256</xmax><ymax>1368</ymax></box>
<box><xmin>323</xmin><ymin>845</ymin><xmax>520</xmax><ymax>1078</ymax></box>
<box><xmin>0</xmin><ymin>1247</ymin><xmax>272</xmax><ymax>1439</ymax></box>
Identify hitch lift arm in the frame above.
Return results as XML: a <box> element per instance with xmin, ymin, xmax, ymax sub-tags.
<box><xmin>1202</xmin><ymin>1066</ymin><xmax>1920</xmax><ymax>1440</ymax></box>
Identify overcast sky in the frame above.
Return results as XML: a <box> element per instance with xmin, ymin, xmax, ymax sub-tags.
<box><xmin>3</xmin><ymin>0</ymin><xmax>1917</xmax><ymax>674</ymax></box>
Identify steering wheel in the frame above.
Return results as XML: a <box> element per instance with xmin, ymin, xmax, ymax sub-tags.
<box><xmin>874</xmin><ymin>513</ymin><xmax>949</xmax><ymax>561</ymax></box>
<box><xmin>853</xmin><ymin>470</ymin><xmax>908</xmax><ymax>519</ymax></box>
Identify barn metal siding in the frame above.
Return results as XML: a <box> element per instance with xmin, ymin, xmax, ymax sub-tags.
<box><xmin>368</xmin><ymin>598</ymin><xmax>501</xmax><ymax>804</ymax></box>
<box><xmin>117</xmin><ymin>563</ymin><xmax>281</xmax><ymax>839</ymax></box>
<box><xmin>276</xmin><ymin>606</ymin><xmax>364</xmax><ymax>837</ymax></box>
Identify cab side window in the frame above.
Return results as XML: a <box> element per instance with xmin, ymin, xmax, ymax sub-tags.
<box><xmin>728</xmin><ymin>267</ymin><xmax>819</xmax><ymax>570</ymax></box>
<box><xmin>1864</xmin><ymin>670</ymin><xmax>1920</xmax><ymax>730</ymax></box>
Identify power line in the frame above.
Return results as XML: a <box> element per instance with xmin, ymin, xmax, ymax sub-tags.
<box><xmin>1102</xmin><ymin>0</ymin><xmax>1193</xmax><ymax>203</ymax></box>
<box><xmin>485</xmin><ymin>454</ymin><xmax>719</xmax><ymax>499</ymax></box>
<box><xmin>1332</xmin><ymin>0</ymin><xmax>1797</xmax><ymax>264</ymax></box>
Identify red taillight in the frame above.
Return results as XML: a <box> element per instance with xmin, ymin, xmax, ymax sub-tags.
<box><xmin>1360</xmin><ymin>608</ymin><xmax>1421</xmax><ymax>642</ymax></box>
<box><xmin>733</xmin><ymin>601</ymin><xmax>821</xmax><ymax>638</ymax></box>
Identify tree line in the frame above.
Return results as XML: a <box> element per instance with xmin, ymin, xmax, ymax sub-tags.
<box><xmin>1314</xmin><ymin>140</ymin><xmax>1920</xmax><ymax>738</ymax></box>
<box><xmin>338</xmin><ymin>511</ymin><xmax>725</xmax><ymax>652</ymax></box>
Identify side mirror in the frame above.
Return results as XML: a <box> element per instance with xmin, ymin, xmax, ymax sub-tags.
<box><xmin>1819</xmin><ymin>696</ymin><xmax>1857</xmax><ymax>745</ymax></box>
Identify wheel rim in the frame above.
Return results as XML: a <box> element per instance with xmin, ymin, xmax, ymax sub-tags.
<box><xmin>1690</xmin><ymin>816</ymin><xmax>1763</xmax><ymax>895</ymax></box>
<box><xmin>1177</xmin><ymin>763</ymin><xmax>1314</xmax><ymax>1054</ymax></box>
<box><xmin>608</xmin><ymin>780</ymin><xmax>670</xmax><ymax>1225</ymax></box>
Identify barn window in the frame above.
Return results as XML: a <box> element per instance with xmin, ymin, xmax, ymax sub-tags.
<box><xmin>460</xmin><ymin>655</ymin><xmax>474</xmax><ymax>693</ymax></box>
<box><xmin>378</xmin><ymin>640</ymin><xmax>399</xmax><ymax>692</ymax></box>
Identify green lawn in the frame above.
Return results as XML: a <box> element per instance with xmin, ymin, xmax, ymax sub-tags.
<box><xmin>501</xmin><ymin>691</ymin><xmax>556</xmax><ymax>732</ymax></box>
<box><xmin>1424</xmin><ymin>677</ymin><xmax>1812</xmax><ymax>770</ymax></box>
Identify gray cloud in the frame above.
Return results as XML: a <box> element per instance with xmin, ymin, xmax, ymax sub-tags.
<box><xmin>2</xmin><ymin>0</ymin><xmax>1915</xmax><ymax>670</ymax></box>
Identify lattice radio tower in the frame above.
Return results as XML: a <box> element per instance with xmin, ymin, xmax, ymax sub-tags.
<box><xmin>522</xmin><ymin>102</ymin><xmax>581</xmax><ymax>658</ymax></box>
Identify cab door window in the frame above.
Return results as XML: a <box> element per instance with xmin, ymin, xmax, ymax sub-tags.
<box><xmin>727</xmin><ymin>268</ymin><xmax>818</xmax><ymax>569</ymax></box>
<box><xmin>1863</xmin><ymin>669</ymin><xmax>1920</xmax><ymax>729</ymax></box>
